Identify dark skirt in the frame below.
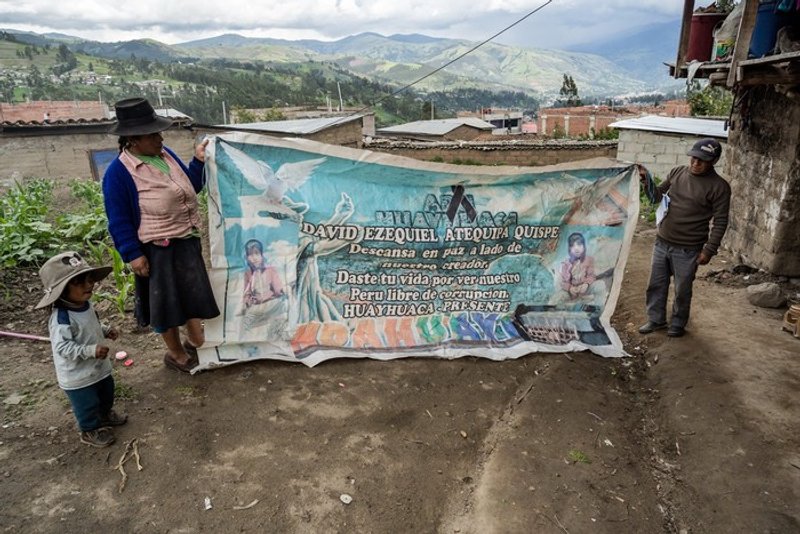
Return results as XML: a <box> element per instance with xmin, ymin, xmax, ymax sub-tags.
<box><xmin>134</xmin><ymin>237</ymin><xmax>220</xmax><ymax>332</ymax></box>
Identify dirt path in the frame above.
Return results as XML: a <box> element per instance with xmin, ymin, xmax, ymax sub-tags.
<box><xmin>1</xmin><ymin>226</ymin><xmax>798</xmax><ymax>533</ymax></box>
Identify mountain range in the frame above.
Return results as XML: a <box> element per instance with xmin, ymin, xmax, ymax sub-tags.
<box><xmin>3</xmin><ymin>26</ymin><xmax>683</xmax><ymax>98</ymax></box>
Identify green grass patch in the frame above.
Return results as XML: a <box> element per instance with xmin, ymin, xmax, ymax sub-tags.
<box><xmin>113</xmin><ymin>371</ymin><xmax>136</xmax><ymax>401</ymax></box>
<box><xmin>568</xmin><ymin>449</ymin><xmax>591</xmax><ymax>464</ymax></box>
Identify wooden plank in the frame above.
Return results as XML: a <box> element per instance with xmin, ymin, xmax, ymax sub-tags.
<box><xmin>738</xmin><ymin>68</ymin><xmax>800</xmax><ymax>86</ymax></box>
<box><xmin>708</xmin><ymin>72</ymin><xmax>729</xmax><ymax>86</ymax></box>
<box><xmin>675</xmin><ymin>0</ymin><xmax>696</xmax><ymax>76</ymax></box>
<box><xmin>738</xmin><ymin>50</ymin><xmax>800</xmax><ymax>67</ymax></box>
<box><xmin>727</xmin><ymin>0</ymin><xmax>759</xmax><ymax>87</ymax></box>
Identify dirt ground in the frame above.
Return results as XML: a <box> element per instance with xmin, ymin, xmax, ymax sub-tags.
<box><xmin>1</xmin><ymin>225</ymin><xmax>798</xmax><ymax>534</ymax></box>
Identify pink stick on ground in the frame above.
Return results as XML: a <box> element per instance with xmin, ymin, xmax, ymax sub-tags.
<box><xmin>0</xmin><ymin>330</ymin><xmax>50</xmax><ymax>342</ymax></box>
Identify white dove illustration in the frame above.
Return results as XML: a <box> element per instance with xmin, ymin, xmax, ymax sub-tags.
<box><xmin>219</xmin><ymin>141</ymin><xmax>326</xmax><ymax>220</ymax></box>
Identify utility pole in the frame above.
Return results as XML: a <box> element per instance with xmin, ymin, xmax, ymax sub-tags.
<box><xmin>337</xmin><ymin>82</ymin><xmax>344</xmax><ymax>112</ymax></box>
<box><xmin>222</xmin><ymin>101</ymin><xmax>227</xmax><ymax>124</ymax></box>
<box><xmin>431</xmin><ymin>100</ymin><xmax>434</xmax><ymax>120</ymax></box>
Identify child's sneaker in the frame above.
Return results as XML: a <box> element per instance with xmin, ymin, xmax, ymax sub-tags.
<box><xmin>99</xmin><ymin>409</ymin><xmax>128</xmax><ymax>427</ymax></box>
<box><xmin>79</xmin><ymin>428</ymin><xmax>115</xmax><ymax>448</ymax></box>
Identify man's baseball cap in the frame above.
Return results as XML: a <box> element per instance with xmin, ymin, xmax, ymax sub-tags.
<box><xmin>687</xmin><ymin>138</ymin><xmax>722</xmax><ymax>162</ymax></box>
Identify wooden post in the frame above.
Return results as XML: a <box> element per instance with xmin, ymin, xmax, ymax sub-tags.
<box><xmin>675</xmin><ymin>0</ymin><xmax>695</xmax><ymax>76</ymax></box>
<box><xmin>727</xmin><ymin>0</ymin><xmax>759</xmax><ymax>87</ymax></box>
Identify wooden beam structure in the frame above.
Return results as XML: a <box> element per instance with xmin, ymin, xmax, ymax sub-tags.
<box><xmin>738</xmin><ymin>51</ymin><xmax>800</xmax><ymax>86</ymax></box>
<box><xmin>668</xmin><ymin>1</ymin><xmax>800</xmax><ymax>89</ymax></box>
<box><xmin>726</xmin><ymin>0</ymin><xmax>760</xmax><ymax>87</ymax></box>
<box><xmin>675</xmin><ymin>0</ymin><xmax>696</xmax><ymax>76</ymax></box>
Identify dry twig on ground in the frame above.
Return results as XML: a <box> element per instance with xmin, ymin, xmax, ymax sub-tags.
<box><xmin>111</xmin><ymin>438</ymin><xmax>143</xmax><ymax>493</ymax></box>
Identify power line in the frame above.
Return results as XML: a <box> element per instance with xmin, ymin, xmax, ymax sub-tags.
<box><xmin>348</xmin><ymin>0</ymin><xmax>554</xmax><ymax>119</ymax></box>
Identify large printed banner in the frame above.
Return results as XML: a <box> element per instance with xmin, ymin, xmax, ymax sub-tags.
<box><xmin>196</xmin><ymin>132</ymin><xmax>638</xmax><ymax>370</ymax></box>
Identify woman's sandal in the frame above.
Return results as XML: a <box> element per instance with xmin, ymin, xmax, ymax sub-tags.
<box><xmin>182</xmin><ymin>341</ymin><xmax>199</xmax><ymax>365</ymax></box>
<box><xmin>163</xmin><ymin>353</ymin><xmax>196</xmax><ymax>374</ymax></box>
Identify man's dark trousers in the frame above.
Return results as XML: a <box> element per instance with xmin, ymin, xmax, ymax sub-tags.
<box><xmin>645</xmin><ymin>238</ymin><xmax>701</xmax><ymax>329</ymax></box>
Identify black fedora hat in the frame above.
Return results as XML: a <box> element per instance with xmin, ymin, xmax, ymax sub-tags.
<box><xmin>109</xmin><ymin>97</ymin><xmax>173</xmax><ymax>136</ymax></box>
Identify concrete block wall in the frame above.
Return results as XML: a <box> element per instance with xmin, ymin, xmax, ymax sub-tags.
<box><xmin>616</xmin><ymin>129</ymin><xmax>729</xmax><ymax>181</ymax></box>
<box><xmin>306</xmin><ymin>121</ymin><xmax>364</xmax><ymax>148</ymax></box>
<box><xmin>725</xmin><ymin>86</ymin><xmax>800</xmax><ymax>276</ymax></box>
<box><xmin>0</xmin><ymin>120</ymin><xmax>363</xmax><ymax>184</ymax></box>
<box><xmin>0</xmin><ymin>129</ymin><xmax>197</xmax><ymax>184</ymax></box>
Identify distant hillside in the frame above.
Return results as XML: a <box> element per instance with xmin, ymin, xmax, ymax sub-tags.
<box><xmin>178</xmin><ymin>32</ymin><xmax>649</xmax><ymax>97</ymax></box>
<box><xmin>0</xmin><ymin>27</ymin><xmax>677</xmax><ymax>112</ymax></box>
<box><xmin>72</xmin><ymin>38</ymin><xmax>189</xmax><ymax>62</ymax></box>
<box><xmin>2</xmin><ymin>28</ymin><xmax>660</xmax><ymax>96</ymax></box>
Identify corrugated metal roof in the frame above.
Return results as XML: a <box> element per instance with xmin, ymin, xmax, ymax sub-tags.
<box><xmin>378</xmin><ymin>118</ymin><xmax>495</xmax><ymax>136</ymax></box>
<box><xmin>155</xmin><ymin>108</ymin><xmax>193</xmax><ymax>121</ymax></box>
<box><xmin>225</xmin><ymin>115</ymin><xmax>363</xmax><ymax>134</ymax></box>
<box><xmin>609</xmin><ymin>115</ymin><xmax>728</xmax><ymax>139</ymax></box>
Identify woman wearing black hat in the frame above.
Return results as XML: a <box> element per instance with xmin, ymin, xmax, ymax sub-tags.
<box><xmin>102</xmin><ymin>97</ymin><xmax>219</xmax><ymax>373</ymax></box>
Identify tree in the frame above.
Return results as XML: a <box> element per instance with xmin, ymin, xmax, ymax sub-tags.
<box><xmin>53</xmin><ymin>43</ymin><xmax>78</xmax><ymax>75</ymax></box>
<box><xmin>56</xmin><ymin>44</ymin><xmax>71</xmax><ymax>63</ymax></box>
<box><xmin>558</xmin><ymin>74</ymin><xmax>582</xmax><ymax>107</ymax></box>
<box><xmin>687</xmin><ymin>81</ymin><xmax>733</xmax><ymax>117</ymax></box>
<box><xmin>421</xmin><ymin>101</ymin><xmax>435</xmax><ymax>120</ymax></box>
<box><xmin>88</xmin><ymin>62</ymin><xmax>94</xmax><ymax>72</ymax></box>
<box><xmin>232</xmin><ymin>106</ymin><xmax>259</xmax><ymax>123</ymax></box>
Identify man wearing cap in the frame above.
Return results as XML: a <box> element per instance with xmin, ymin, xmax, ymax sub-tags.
<box><xmin>637</xmin><ymin>138</ymin><xmax>731</xmax><ymax>338</ymax></box>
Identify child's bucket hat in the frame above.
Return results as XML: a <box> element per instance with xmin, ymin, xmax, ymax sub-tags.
<box><xmin>108</xmin><ymin>97</ymin><xmax>172</xmax><ymax>137</ymax></box>
<box><xmin>36</xmin><ymin>251</ymin><xmax>112</xmax><ymax>309</ymax></box>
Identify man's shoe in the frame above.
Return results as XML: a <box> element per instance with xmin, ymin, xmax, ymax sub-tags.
<box><xmin>667</xmin><ymin>326</ymin><xmax>686</xmax><ymax>337</ymax></box>
<box><xmin>99</xmin><ymin>409</ymin><xmax>128</xmax><ymax>427</ymax></box>
<box><xmin>638</xmin><ymin>321</ymin><xmax>667</xmax><ymax>334</ymax></box>
<box><xmin>79</xmin><ymin>428</ymin><xmax>115</xmax><ymax>448</ymax></box>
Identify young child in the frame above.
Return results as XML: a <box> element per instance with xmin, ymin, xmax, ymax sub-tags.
<box><xmin>242</xmin><ymin>239</ymin><xmax>285</xmax><ymax>308</ymax></box>
<box><xmin>36</xmin><ymin>251</ymin><xmax>127</xmax><ymax>448</ymax></box>
<box><xmin>559</xmin><ymin>232</ymin><xmax>596</xmax><ymax>300</ymax></box>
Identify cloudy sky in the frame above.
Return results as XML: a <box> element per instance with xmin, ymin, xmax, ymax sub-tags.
<box><xmin>0</xmin><ymin>0</ymin><xmax>684</xmax><ymax>49</ymax></box>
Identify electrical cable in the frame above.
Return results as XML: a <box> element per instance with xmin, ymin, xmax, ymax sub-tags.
<box><xmin>346</xmin><ymin>0</ymin><xmax>555</xmax><ymax>118</ymax></box>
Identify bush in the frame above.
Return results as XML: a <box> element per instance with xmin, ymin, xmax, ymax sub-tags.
<box><xmin>688</xmin><ymin>82</ymin><xmax>733</xmax><ymax>117</ymax></box>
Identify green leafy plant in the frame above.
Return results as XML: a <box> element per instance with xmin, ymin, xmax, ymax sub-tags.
<box><xmin>84</xmin><ymin>240</ymin><xmax>109</xmax><ymax>266</ymax></box>
<box><xmin>95</xmin><ymin>246</ymin><xmax>135</xmax><ymax>316</ymax></box>
<box><xmin>0</xmin><ymin>178</ymin><xmax>110</xmax><ymax>267</ymax></box>
<box><xmin>113</xmin><ymin>370</ymin><xmax>136</xmax><ymax>400</ymax></box>
<box><xmin>568</xmin><ymin>449</ymin><xmax>591</xmax><ymax>464</ymax></box>
<box><xmin>197</xmin><ymin>189</ymin><xmax>209</xmax><ymax>218</ymax></box>
<box><xmin>591</xmin><ymin>127</ymin><xmax>619</xmax><ymax>140</ymax></box>
<box><xmin>551</xmin><ymin>123</ymin><xmax>566</xmax><ymax>139</ymax></box>
<box><xmin>640</xmin><ymin>174</ymin><xmax>662</xmax><ymax>224</ymax></box>
<box><xmin>0</xmin><ymin>179</ymin><xmax>59</xmax><ymax>266</ymax></box>
<box><xmin>57</xmin><ymin>180</ymin><xmax>108</xmax><ymax>244</ymax></box>
<box><xmin>687</xmin><ymin>81</ymin><xmax>733</xmax><ymax>117</ymax></box>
